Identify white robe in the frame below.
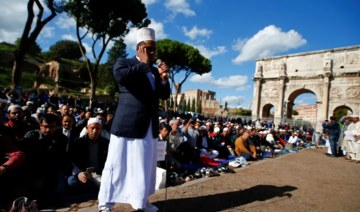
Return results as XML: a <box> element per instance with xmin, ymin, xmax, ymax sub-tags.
<box><xmin>98</xmin><ymin>123</ymin><xmax>157</xmax><ymax>209</ymax></box>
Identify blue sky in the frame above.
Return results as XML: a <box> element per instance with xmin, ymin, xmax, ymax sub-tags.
<box><xmin>1</xmin><ymin>0</ymin><xmax>360</xmax><ymax>109</ymax></box>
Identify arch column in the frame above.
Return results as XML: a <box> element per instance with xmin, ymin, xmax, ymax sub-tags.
<box><xmin>276</xmin><ymin>77</ymin><xmax>286</xmax><ymax>125</ymax></box>
<box><xmin>252</xmin><ymin>78</ymin><xmax>262</xmax><ymax>120</ymax></box>
<box><xmin>322</xmin><ymin>76</ymin><xmax>330</xmax><ymax>120</ymax></box>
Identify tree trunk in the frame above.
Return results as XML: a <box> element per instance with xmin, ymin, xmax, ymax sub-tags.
<box><xmin>173</xmin><ymin>83</ymin><xmax>181</xmax><ymax>112</ymax></box>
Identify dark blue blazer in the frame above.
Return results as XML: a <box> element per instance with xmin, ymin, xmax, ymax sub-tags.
<box><xmin>110</xmin><ymin>56</ymin><xmax>171</xmax><ymax>139</ymax></box>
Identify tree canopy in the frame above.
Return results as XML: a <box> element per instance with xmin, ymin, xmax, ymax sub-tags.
<box><xmin>12</xmin><ymin>0</ymin><xmax>63</xmax><ymax>89</ymax></box>
<box><xmin>63</xmin><ymin>0</ymin><xmax>149</xmax><ymax>106</ymax></box>
<box><xmin>156</xmin><ymin>39</ymin><xmax>212</xmax><ymax>111</ymax></box>
<box><xmin>47</xmin><ymin>40</ymin><xmax>85</xmax><ymax>60</ymax></box>
<box><xmin>15</xmin><ymin>38</ymin><xmax>41</xmax><ymax>57</ymax></box>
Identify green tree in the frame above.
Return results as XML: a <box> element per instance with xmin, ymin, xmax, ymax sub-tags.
<box><xmin>196</xmin><ymin>100</ymin><xmax>202</xmax><ymax>114</ymax></box>
<box><xmin>334</xmin><ymin>108</ymin><xmax>349</xmax><ymax>121</ymax></box>
<box><xmin>14</xmin><ymin>38</ymin><xmax>41</xmax><ymax>56</ymax></box>
<box><xmin>156</xmin><ymin>39</ymin><xmax>212</xmax><ymax>111</ymax></box>
<box><xmin>12</xmin><ymin>0</ymin><xmax>63</xmax><ymax>90</ymax></box>
<box><xmin>97</xmin><ymin>39</ymin><xmax>128</xmax><ymax>97</ymax></box>
<box><xmin>224</xmin><ymin>101</ymin><xmax>228</xmax><ymax>111</ymax></box>
<box><xmin>64</xmin><ymin>0</ymin><xmax>149</xmax><ymax>107</ymax></box>
<box><xmin>47</xmin><ymin>40</ymin><xmax>84</xmax><ymax>60</ymax></box>
<box><xmin>292</xmin><ymin>110</ymin><xmax>299</xmax><ymax>115</ymax></box>
<box><xmin>170</xmin><ymin>97</ymin><xmax>174</xmax><ymax>110</ymax></box>
<box><xmin>179</xmin><ymin>99</ymin><xmax>185</xmax><ymax>112</ymax></box>
<box><xmin>186</xmin><ymin>98</ymin><xmax>191</xmax><ymax>112</ymax></box>
<box><xmin>191</xmin><ymin>98</ymin><xmax>196</xmax><ymax>112</ymax></box>
<box><xmin>107</xmin><ymin>38</ymin><xmax>128</xmax><ymax>65</ymax></box>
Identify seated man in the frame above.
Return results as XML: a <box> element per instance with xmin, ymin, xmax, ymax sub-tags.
<box><xmin>0</xmin><ymin>133</ymin><xmax>25</xmax><ymax>203</ymax></box>
<box><xmin>235</xmin><ymin>132</ymin><xmax>257</xmax><ymax>160</ymax></box>
<box><xmin>23</xmin><ymin>113</ymin><xmax>70</xmax><ymax>197</ymax></box>
<box><xmin>286</xmin><ymin>132</ymin><xmax>299</xmax><ymax>149</ymax></box>
<box><xmin>67</xmin><ymin>117</ymin><xmax>109</xmax><ymax>192</ymax></box>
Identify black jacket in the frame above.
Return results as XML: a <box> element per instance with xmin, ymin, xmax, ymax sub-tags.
<box><xmin>110</xmin><ymin>56</ymin><xmax>170</xmax><ymax>138</ymax></box>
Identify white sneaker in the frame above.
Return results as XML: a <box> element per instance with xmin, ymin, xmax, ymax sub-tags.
<box><xmin>99</xmin><ymin>207</ymin><xmax>112</xmax><ymax>212</ymax></box>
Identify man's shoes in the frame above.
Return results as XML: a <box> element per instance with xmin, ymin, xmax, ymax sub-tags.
<box><xmin>99</xmin><ymin>207</ymin><xmax>112</xmax><ymax>212</ymax></box>
<box><xmin>143</xmin><ymin>202</ymin><xmax>158</xmax><ymax>212</ymax></box>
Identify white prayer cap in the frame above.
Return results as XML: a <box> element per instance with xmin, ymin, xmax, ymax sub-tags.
<box><xmin>87</xmin><ymin>117</ymin><xmax>102</xmax><ymax>126</ymax></box>
<box><xmin>245</xmin><ymin>125</ymin><xmax>252</xmax><ymax>130</ymax></box>
<box><xmin>21</xmin><ymin>106</ymin><xmax>29</xmax><ymax>112</ymax></box>
<box><xmin>7</xmin><ymin>104</ymin><xmax>22</xmax><ymax>112</ymax></box>
<box><xmin>96</xmin><ymin>108</ymin><xmax>105</xmax><ymax>114</ymax></box>
<box><xmin>223</xmin><ymin>127</ymin><xmax>229</xmax><ymax>131</ymax></box>
<box><xmin>26</xmin><ymin>101</ymin><xmax>33</xmax><ymax>105</ymax></box>
<box><xmin>214</xmin><ymin>127</ymin><xmax>220</xmax><ymax>133</ymax></box>
<box><xmin>36</xmin><ymin>107</ymin><xmax>45</xmax><ymax>113</ymax></box>
<box><xmin>266</xmin><ymin>134</ymin><xmax>275</xmax><ymax>142</ymax></box>
<box><xmin>169</xmin><ymin>119</ymin><xmax>178</xmax><ymax>125</ymax></box>
<box><xmin>136</xmin><ymin>27</ymin><xmax>155</xmax><ymax>44</ymax></box>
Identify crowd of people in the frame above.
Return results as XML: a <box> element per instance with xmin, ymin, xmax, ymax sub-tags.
<box><xmin>322</xmin><ymin>114</ymin><xmax>360</xmax><ymax>161</ymax></box>
<box><xmin>0</xmin><ymin>91</ymin><xmax>114</xmax><ymax>206</ymax></box>
<box><xmin>1</xmin><ymin>89</ymin><xmax>359</xmax><ymax>208</ymax></box>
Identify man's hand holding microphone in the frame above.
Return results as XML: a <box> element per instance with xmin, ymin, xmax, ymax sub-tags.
<box><xmin>156</xmin><ymin>59</ymin><xmax>170</xmax><ymax>81</ymax></box>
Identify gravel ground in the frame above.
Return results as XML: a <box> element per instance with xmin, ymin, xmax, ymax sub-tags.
<box><xmin>49</xmin><ymin>147</ymin><xmax>360</xmax><ymax>212</ymax></box>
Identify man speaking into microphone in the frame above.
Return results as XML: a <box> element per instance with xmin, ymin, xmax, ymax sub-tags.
<box><xmin>98</xmin><ymin>27</ymin><xmax>170</xmax><ymax>212</ymax></box>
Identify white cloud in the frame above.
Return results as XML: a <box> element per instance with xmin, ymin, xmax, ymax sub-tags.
<box><xmin>232</xmin><ymin>25</ymin><xmax>307</xmax><ymax>65</ymax></box>
<box><xmin>223</xmin><ymin>96</ymin><xmax>245</xmax><ymax>107</ymax></box>
<box><xmin>62</xmin><ymin>34</ymin><xmax>77</xmax><ymax>41</ymax></box>
<box><xmin>82</xmin><ymin>43</ymin><xmax>92</xmax><ymax>56</ymax></box>
<box><xmin>124</xmin><ymin>19</ymin><xmax>167</xmax><ymax>50</ymax></box>
<box><xmin>183</xmin><ymin>26</ymin><xmax>212</xmax><ymax>40</ymax></box>
<box><xmin>142</xmin><ymin>0</ymin><xmax>158</xmax><ymax>5</ymax></box>
<box><xmin>0</xmin><ymin>0</ymin><xmax>28</xmax><ymax>43</ymax></box>
<box><xmin>40</xmin><ymin>27</ymin><xmax>55</xmax><ymax>38</ymax></box>
<box><xmin>192</xmin><ymin>44</ymin><xmax>227</xmax><ymax>59</ymax></box>
<box><xmin>165</xmin><ymin>0</ymin><xmax>196</xmax><ymax>18</ymax></box>
<box><xmin>190</xmin><ymin>73</ymin><xmax>248</xmax><ymax>91</ymax></box>
<box><xmin>55</xmin><ymin>15</ymin><xmax>76</xmax><ymax>30</ymax></box>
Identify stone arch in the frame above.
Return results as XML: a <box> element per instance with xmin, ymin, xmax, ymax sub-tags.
<box><xmin>332</xmin><ymin>105</ymin><xmax>353</xmax><ymax>118</ymax></box>
<box><xmin>262</xmin><ymin>103</ymin><xmax>274</xmax><ymax>118</ymax></box>
<box><xmin>251</xmin><ymin>45</ymin><xmax>360</xmax><ymax>131</ymax></box>
<box><xmin>285</xmin><ymin>88</ymin><xmax>318</xmax><ymax>119</ymax></box>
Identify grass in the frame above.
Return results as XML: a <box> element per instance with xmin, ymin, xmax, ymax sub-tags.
<box><xmin>0</xmin><ymin>44</ymin><xmax>16</xmax><ymax>52</ymax></box>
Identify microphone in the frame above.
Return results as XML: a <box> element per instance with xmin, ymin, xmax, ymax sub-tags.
<box><xmin>156</xmin><ymin>59</ymin><xmax>169</xmax><ymax>78</ymax></box>
<box><xmin>156</xmin><ymin>59</ymin><xmax>163</xmax><ymax>66</ymax></box>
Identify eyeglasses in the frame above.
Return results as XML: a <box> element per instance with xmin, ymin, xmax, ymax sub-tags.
<box><xmin>145</xmin><ymin>46</ymin><xmax>156</xmax><ymax>53</ymax></box>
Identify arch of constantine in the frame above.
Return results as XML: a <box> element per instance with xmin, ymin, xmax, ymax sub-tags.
<box><xmin>251</xmin><ymin>45</ymin><xmax>360</xmax><ymax>130</ymax></box>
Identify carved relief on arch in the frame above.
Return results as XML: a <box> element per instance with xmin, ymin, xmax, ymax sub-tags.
<box><xmin>347</xmin><ymin>52</ymin><xmax>359</xmax><ymax>65</ymax></box>
<box><xmin>330</xmin><ymin>87</ymin><xmax>342</xmax><ymax>98</ymax></box>
<box><xmin>261</xmin><ymin>87</ymin><xmax>279</xmax><ymax>98</ymax></box>
<box><xmin>345</xmin><ymin>86</ymin><xmax>360</xmax><ymax>98</ymax></box>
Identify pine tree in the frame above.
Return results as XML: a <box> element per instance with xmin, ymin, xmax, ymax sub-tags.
<box><xmin>191</xmin><ymin>98</ymin><xmax>196</xmax><ymax>112</ymax></box>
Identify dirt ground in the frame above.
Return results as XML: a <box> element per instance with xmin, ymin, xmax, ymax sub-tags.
<box><xmin>47</xmin><ymin>147</ymin><xmax>360</xmax><ymax>211</ymax></box>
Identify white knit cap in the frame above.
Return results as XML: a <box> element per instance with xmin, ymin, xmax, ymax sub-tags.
<box><xmin>214</xmin><ymin>127</ymin><xmax>220</xmax><ymax>133</ymax></box>
<box><xmin>87</xmin><ymin>117</ymin><xmax>102</xmax><ymax>126</ymax></box>
<box><xmin>7</xmin><ymin>104</ymin><xmax>22</xmax><ymax>112</ymax></box>
<box><xmin>136</xmin><ymin>27</ymin><xmax>155</xmax><ymax>44</ymax></box>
